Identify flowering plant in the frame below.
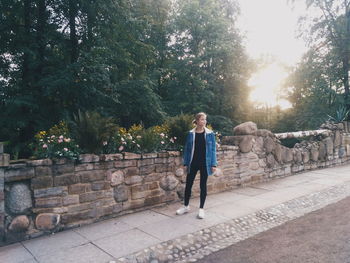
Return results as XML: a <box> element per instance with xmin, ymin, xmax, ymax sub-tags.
<box><xmin>113</xmin><ymin>124</ymin><xmax>178</xmax><ymax>153</ymax></box>
<box><xmin>33</xmin><ymin>121</ymin><xmax>80</xmax><ymax>159</ymax></box>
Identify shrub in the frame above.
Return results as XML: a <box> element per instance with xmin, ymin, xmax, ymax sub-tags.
<box><xmin>33</xmin><ymin>121</ymin><xmax>80</xmax><ymax>159</ymax></box>
<box><xmin>165</xmin><ymin>114</ymin><xmax>194</xmax><ymax>150</ymax></box>
<box><xmin>70</xmin><ymin>110</ymin><xmax>118</xmax><ymax>154</ymax></box>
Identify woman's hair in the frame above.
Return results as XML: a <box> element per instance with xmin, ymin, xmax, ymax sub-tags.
<box><xmin>192</xmin><ymin>112</ymin><xmax>207</xmax><ymax>125</ymax></box>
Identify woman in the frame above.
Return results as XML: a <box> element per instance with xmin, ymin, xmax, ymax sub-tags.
<box><xmin>176</xmin><ymin>112</ymin><xmax>217</xmax><ymax>219</ymax></box>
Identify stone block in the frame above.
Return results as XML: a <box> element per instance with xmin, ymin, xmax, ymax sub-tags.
<box><xmin>5</xmin><ymin>167</ymin><xmax>34</xmax><ymax>182</ymax></box>
<box><xmin>8</xmin><ymin>215</ymin><xmax>30</xmax><ymax>232</ymax></box>
<box><xmin>34</xmin><ymin>186</ymin><xmax>67</xmax><ymax>198</ymax></box>
<box><xmin>139</xmin><ymin>165</ymin><xmax>155</xmax><ymax>174</ymax></box>
<box><xmin>79</xmin><ymin>170</ymin><xmax>105</xmax><ymax>183</ymax></box>
<box><xmin>157</xmin><ymin>152</ymin><xmax>169</xmax><ymax>158</ymax></box>
<box><xmin>108</xmin><ymin>170</ymin><xmax>124</xmax><ymax>186</ymax></box>
<box><xmin>114</xmin><ymin>185</ymin><xmax>129</xmax><ymax>202</ymax></box>
<box><xmin>144</xmin><ymin>173</ymin><xmax>164</xmax><ymax>182</ymax></box>
<box><xmin>131</xmin><ymin>184</ymin><xmax>150</xmax><ymax>200</ymax></box>
<box><xmin>125</xmin><ymin>175</ymin><xmax>143</xmax><ymax>185</ymax></box>
<box><xmin>155</xmin><ymin>158</ymin><xmax>168</xmax><ymax>164</ymax></box>
<box><xmin>63</xmin><ymin>195</ymin><xmax>79</xmax><ymax>206</ymax></box>
<box><xmin>123</xmin><ymin>152</ymin><xmax>141</xmax><ymax>160</ymax></box>
<box><xmin>52</xmin><ymin>164</ymin><xmax>75</xmax><ymax>175</ymax></box>
<box><xmin>159</xmin><ymin>175</ymin><xmax>178</xmax><ymax>191</ymax></box>
<box><xmin>168</xmin><ymin>151</ymin><xmax>181</xmax><ymax>157</ymax></box>
<box><xmin>264</xmin><ymin>137</ymin><xmax>276</xmax><ymax>153</ymax></box>
<box><xmin>142</xmin><ymin>153</ymin><xmax>158</xmax><ymax>159</ymax></box>
<box><xmin>137</xmin><ymin>159</ymin><xmax>154</xmax><ymax>167</ymax></box>
<box><xmin>53</xmin><ymin>174</ymin><xmax>80</xmax><ymax>186</ymax></box>
<box><xmin>68</xmin><ymin>183</ymin><xmax>91</xmax><ymax>194</ymax></box>
<box><xmin>75</xmin><ymin>163</ymin><xmax>94</xmax><ymax>172</ymax></box>
<box><xmin>35</xmin><ymin>213</ymin><xmax>60</xmax><ymax>231</ymax></box>
<box><xmin>99</xmin><ymin>154</ymin><xmax>123</xmax><ymax>161</ymax></box>
<box><xmin>6</xmin><ymin>183</ymin><xmax>32</xmax><ymax>215</ymax></box>
<box><xmin>0</xmin><ymin>153</ymin><xmax>9</xmax><ymax>167</ymax></box>
<box><xmin>31</xmin><ymin>176</ymin><xmax>53</xmax><ymax>189</ymax></box>
<box><xmin>61</xmin><ymin>210</ymin><xmax>93</xmax><ymax>224</ymax></box>
<box><xmin>79</xmin><ymin>191</ymin><xmax>106</xmax><ymax>203</ymax></box>
<box><xmin>233</xmin><ymin>121</ymin><xmax>258</xmax><ymax>135</ymax></box>
<box><xmin>124</xmin><ymin>167</ymin><xmax>139</xmax><ymax>176</ymax></box>
<box><xmin>79</xmin><ymin>154</ymin><xmax>100</xmax><ymax>163</ymax></box>
<box><xmin>35</xmin><ymin>197</ymin><xmax>62</xmax><ymax>208</ymax></box>
<box><xmin>34</xmin><ymin>166</ymin><xmax>52</xmax><ymax>177</ymax></box>
<box><xmin>114</xmin><ymin>160</ymin><xmax>137</xmax><ymax>168</ymax></box>
<box><xmin>155</xmin><ymin>164</ymin><xmax>167</xmax><ymax>173</ymax></box>
<box><xmin>26</xmin><ymin>159</ymin><xmax>52</xmax><ymax>166</ymax></box>
<box><xmin>91</xmin><ymin>181</ymin><xmax>111</xmax><ymax>191</ymax></box>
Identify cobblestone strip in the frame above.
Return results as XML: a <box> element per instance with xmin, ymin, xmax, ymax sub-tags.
<box><xmin>115</xmin><ymin>182</ymin><xmax>350</xmax><ymax>263</ymax></box>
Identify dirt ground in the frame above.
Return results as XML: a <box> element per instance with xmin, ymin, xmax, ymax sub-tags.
<box><xmin>198</xmin><ymin>196</ymin><xmax>350</xmax><ymax>263</ymax></box>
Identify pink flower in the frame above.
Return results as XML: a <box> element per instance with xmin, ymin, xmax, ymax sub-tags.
<box><xmin>161</xmin><ymin>141</ymin><xmax>165</xmax><ymax>144</ymax></box>
<box><xmin>59</xmin><ymin>135</ymin><xmax>64</xmax><ymax>140</ymax></box>
<box><xmin>174</xmin><ymin>137</ymin><xmax>177</xmax><ymax>140</ymax></box>
<box><xmin>160</xmin><ymin>133</ymin><xmax>165</xmax><ymax>137</ymax></box>
<box><xmin>63</xmin><ymin>148</ymin><xmax>68</xmax><ymax>151</ymax></box>
<box><xmin>170</xmin><ymin>138</ymin><xmax>174</xmax><ymax>143</ymax></box>
<box><xmin>42</xmin><ymin>144</ymin><xmax>48</xmax><ymax>149</ymax></box>
<box><xmin>58</xmin><ymin>139</ymin><xmax>63</xmax><ymax>143</ymax></box>
<box><xmin>102</xmin><ymin>141</ymin><xmax>108</xmax><ymax>146</ymax></box>
<box><xmin>118</xmin><ymin>145</ymin><xmax>124</xmax><ymax>151</ymax></box>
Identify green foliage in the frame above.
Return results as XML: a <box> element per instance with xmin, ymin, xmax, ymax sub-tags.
<box><xmin>327</xmin><ymin>106</ymin><xmax>350</xmax><ymax>122</ymax></box>
<box><xmin>70</xmin><ymin>111</ymin><xmax>118</xmax><ymax>154</ymax></box>
<box><xmin>165</xmin><ymin>114</ymin><xmax>194</xmax><ymax>149</ymax></box>
<box><xmin>32</xmin><ymin>122</ymin><xmax>80</xmax><ymax>160</ymax></box>
<box><xmin>0</xmin><ymin>0</ymin><xmax>252</xmax><ymax>158</ymax></box>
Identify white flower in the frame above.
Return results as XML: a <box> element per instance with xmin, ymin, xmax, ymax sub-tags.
<box><xmin>137</xmin><ymin>144</ymin><xmax>140</xmax><ymax>148</ymax></box>
<box><xmin>42</xmin><ymin>144</ymin><xmax>48</xmax><ymax>149</ymax></box>
<box><xmin>160</xmin><ymin>133</ymin><xmax>165</xmax><ymax>137</ymax></box>
<box><xmin>136</xmin><ymin>135</ymin><xmax>141</xmax><ymax>139</ymax></box>
<box><xmin>118</xmin><ymin>145</ymin><xmax>124</xmax><ymax>151</ymax></box>
<box><xmin>161</xmin><ymin>141</ymin><xmax>165</xmax><ymax>144</ymax></box>
<box><xmin>102</xmin><ymin>141</ymin><xmax>108</xmax><ymax>146</ymax></box>
<box><xmin>170</xmin><ymin>138</ymin><xmax>174</xmax><ymax>143</ymax></box>
<box><xmin>63</xmin><ymin>148</ymin><xmax>68</xmax><ymax>151</ymax></box>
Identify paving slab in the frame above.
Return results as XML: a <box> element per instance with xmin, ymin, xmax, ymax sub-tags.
<box><xmin>118</xmin><ymin>209</ymin><xmax>170</xmax><ymax>228</ymax></box>
<box><xmin>138</xmin><ymin>217</ymin><xmax>202</xmax><ymax>241</ymax></box>
<box><xmin>35</xmin><ymin>243</ymin><xmax>113</xmax><ymax>263</ymax></box>
<box><xmin>73</xmin><ymin>218</ymin><xmax>133</xmax><ymax>241</ymax></box>
<box><xmin>22</xmin><ymin>230</ymin><xmax>88</xmax><ymax>258</ymax></box>
<box><xmin>92</xmin><ymin>228</ymin><xmax>160</xmax><ymax>259</ymax></box>
<box><xmin>0</xmin><ymin>243</ymin><xmax>36</xmax><ymax>263</ymax></box>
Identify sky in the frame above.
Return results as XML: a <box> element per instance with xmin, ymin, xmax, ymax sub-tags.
<box><xmin>236</xmin><ymin>0</ymin><xmax>308</xmax><ymax>109</ymax></box>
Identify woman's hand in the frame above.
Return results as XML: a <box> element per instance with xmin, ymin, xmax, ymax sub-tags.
<box><xmin>211</xmin><ymin>166</ymin><xmax>217</xmax><ymax>173</ymax></box>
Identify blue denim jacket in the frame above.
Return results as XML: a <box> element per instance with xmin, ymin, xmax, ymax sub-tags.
<box><xmin>183</xmin><ymin>127</ymin><xmax>218</xmax><ymax>176</ymax></box>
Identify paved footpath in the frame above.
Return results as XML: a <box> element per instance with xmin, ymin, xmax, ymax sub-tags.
<box><xmin>1</xmin><ymin>164</ymin><xmax>350</xmax><ymax>263</ymax></box>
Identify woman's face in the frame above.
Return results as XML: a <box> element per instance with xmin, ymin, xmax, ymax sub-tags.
<box><xmin>196</xmin><ymin>115</ymin><xmax>207</xmax><ymax>128</ymax></box>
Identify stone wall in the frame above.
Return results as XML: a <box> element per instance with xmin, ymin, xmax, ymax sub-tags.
<box><xmin>2</xmin><ymin>121</ymin><xmax>350</xmax><ymax>245</ymax></box>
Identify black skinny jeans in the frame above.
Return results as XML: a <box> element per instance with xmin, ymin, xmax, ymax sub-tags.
<box><xmin>184</xmin><ymin>164</ymin><xmax>208</xmax><ymax>208</ymax></box>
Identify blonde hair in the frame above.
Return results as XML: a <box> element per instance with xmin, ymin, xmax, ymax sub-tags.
<box><xmin>192</xmin><ymin>112</ymin><xmax>207</xmax><ymax>125</ymax></box>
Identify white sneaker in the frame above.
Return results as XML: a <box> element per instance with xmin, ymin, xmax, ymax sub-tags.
<box><xmin>176</xmin><ymin>206</ymin><xmax>190</xmax><ymax>215</ymax></box>
<box><xmin>198</xmin><ymin>208</ymin><xmax>205</xmax><ymax>219</ymax></box>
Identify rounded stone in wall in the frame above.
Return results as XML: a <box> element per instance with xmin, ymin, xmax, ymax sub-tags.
<box><xmin>176</xmin><ymin>184</ymin><xmax>185</xmax><ymax>200</ymax></box>
<box><xmin>8</xmin><ymin>215</ymin><xmax>30</xmax><ymax>232</ymax></box>
<box><xmin>6</xmin><ymin>183</ymin><xmax>32</xmax><ymax>215</ymax></box>
<box><xmin>264</xmin><ymin>137</ymin><xmax>276</xmax><ymax>153</ymax></box>
<box><xmin>36</xmin><ymin>213</ymin><xmax>60</xmax><ymax>231</ymax></box>
<box><xmin>233</xmin><ymin>121</ymin><xmax>257</xmax><ymax>135</ymax></box>
<box><xmin>114</xmin><ymin>185</ymin><xmax>129</xmax><ymax>202</ymax></box>
<box><xmin>310</xmin><ymin>146</ymin><xmax>319</xmax><ymax>161</ymax></box>
<box><xmin>160</xmin><ymin>175</ymin><xmax>179</xmax><ymax>191</ymax></box>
